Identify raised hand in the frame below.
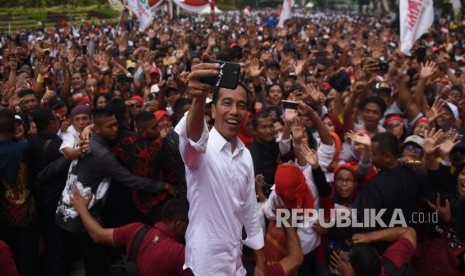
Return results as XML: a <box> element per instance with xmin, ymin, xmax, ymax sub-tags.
<box><xmin>300</xmin><ymin>144</ymin><xmax>318</xmax><ymax>168</ymax></box>
<box><xmin>422</xmin><ymin>128</ymin><xmax>443</xmax><ymax>154</ymax></box>
<box><xmin>248</xmin><ymin>58</ymin><xmax>264</xmax><ymax>78</ymax></box>
<box><xmin>187</xmin><ymin>58</ymin><xmax>219</xmax><ymax>98</ymax></box>
<box><xmin>330</xmin><ymin>251</ymin><xmax>356</xmax><ymax>276</ymax></box>
<box><xmin>346</xmin><ymin>130</ymin><xmax>371</xmax><ymax>147</ymax></box>
<box><xmin>284</xmin><ymin>108</ymin><xmax>298</xmax><ymax>123</ymax></box>
<box><xmin>426</xmin><ymin>98</ymin><xmax>446</xmax><ymax>123</ymax></box>
<box><xmin>439</xmin><ymin>130</ymin><xmax>460</xmax><ymax>156</ymax></box>
<box><xmin>291</xmin><ymin>121</ymin><xmax>306</xmax><ymax>142</ymax></box>
<box><xmin>293</xmin><ymin>60</ymin><xmax>305</xmax><ymax>77</ymax></box>
<box><xmin>427</xmin><ymin>193</ymin><xmax>451</xmax><ymax>224</ymax></box>
<box><xmin>419</xmin><ymin>61</ymin><xmax>437</xmax><ymax>80</ymax></box>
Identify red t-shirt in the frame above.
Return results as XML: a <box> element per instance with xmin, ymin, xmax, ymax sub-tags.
<box><xmin>113</xmin><ymin>222</ymin><xmax>188</xmax><ymax>276</ymax></box>
<box><xmin>380</xmin><ymin>237</ymin><xmax>415</xmax><ymax>276</ymax></box>
<box><xmin>0</xmin><ymin>240</ymin><xmax>19</xmax><ymax>276</ymax></box>
<box><xmin>265</xmin><ymin>263</ymin><xmax>285</xmax><ymax>276</ymax></box>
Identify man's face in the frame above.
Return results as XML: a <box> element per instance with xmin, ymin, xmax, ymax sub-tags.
<box><xmin>402</xmin><ymin>143</ymin><xmax>423</xmax><ymax>161</ymax></box>
<box><xmin>362</xmin><ymin>103</ymin><xmax>382</xmax><ymax>130</ymax></box>
<box><xmin>20</xmin><ymin>94</ymin><xmax>39</xmax><ymax>114</ymax></box>
<box><xmin>85</xmin><ymin>78</ymin><xmax>98</xmax><ymax>96</ymax></box>
<box><xmin>283</xmin><ymin>80</ymin><xmax>293</xmax><ymax>94</ymax></box>
<box><xmin>253</xmin><ymin>116</ymin><xmax>275</xmax><ymax>143</ymax></box>
<box><xmin>371</xmin><ymin>141</ymin><xmax>387</xmax><ymax>168</ymax></box>
<box><xmin>139</xmin><ymin>119</ymin><xmax>158</xmax><ymax>140</ymax></box>
<box><xmin>71</xmin><ymin>73</ymin><xmax>84</xmax><ymax>90</ymax></box>
<box><xmin>94</xmin><ymin>115</ymin><xmax>118</xmax><ymax>140</ymax></box>
<box><xmin>211</xmin><ymin>86</ymin><xmax>248</xmax><ymax>142</ymax></box>
<box><xmin>166</xmin><ymin>90</ymin><xmax>181</xmax><ymax>107</ymax></box>
<box><xmin>437</xmin><ymin>107</ymin><xmax>455</xmax><ymax>130</ymax></box>
<box><xmin>71</xmin><ymin>114</ymin><xmax>91</xmax><ymax>132</ymax></box>
<box><xmin>128</xmin><ymin>102</ymin><xmax>143</xmax><ymax>117</ymax></box>
<box><xmin>267</xmin><ymin>66</ymin><xmax>279</xmax><ymax>81</ymax></box>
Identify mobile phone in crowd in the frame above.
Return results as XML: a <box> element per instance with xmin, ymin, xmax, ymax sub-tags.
<box><xmin>200</xmin><ymin>60</ymin><xmax>241</xmax><ymax>90</ymax></box>
<box><xmin>282</xmin><ymin>100</ymin><xmax>299</xmax><ymax>110</ymax></box>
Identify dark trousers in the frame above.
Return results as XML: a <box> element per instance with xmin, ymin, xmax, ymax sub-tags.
<box><xmin>0</xmin><ymin>220</ymin><xmax>39</xmax><ymax>276</ymax></box>
<box><xmin>38</xmin><ymin>201</ymin><xmax>62</xmax><ymax>276</ymax></box>
<box><xmin>298</xmin><ymin>250</ymin><xmax>316</xmax><ymax>276</ymax></box>
<box><xmin>49</xmin><ymin>226</ymin><xmax>108</xmax><ymax>276</ymax></box>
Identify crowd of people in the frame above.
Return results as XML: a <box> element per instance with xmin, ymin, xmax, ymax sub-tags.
<box><xmin>1</xmin><ymin>6</ymin><xmax>465</xmax><ymax>276</ymax></box>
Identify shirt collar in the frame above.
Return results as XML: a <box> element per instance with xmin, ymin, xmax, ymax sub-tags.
<box><xmin>210</xmin><ymin>126</ymin><xmax>245</xmax><ymax>154</ymax></box>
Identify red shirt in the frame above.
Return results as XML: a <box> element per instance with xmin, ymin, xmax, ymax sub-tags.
<box><xmin>113</xmin><ymin>222</ymin><xmax>188</xmax><ymax>276</ymax></box>
<box><xmin>380</xmin><ymin>237</ymin><xmax>415</xmax><ymax>276</ymax></box>
<box><xmin>0</xmin><ymin>241</ymin><xmax>19</xmax><ymax>276</ymax></box>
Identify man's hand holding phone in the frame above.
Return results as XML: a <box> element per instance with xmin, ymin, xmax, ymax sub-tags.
<box><xmin>187</xmin><ymin>54</ymin><xmax>220</xmax><ymax>99</ymax></box>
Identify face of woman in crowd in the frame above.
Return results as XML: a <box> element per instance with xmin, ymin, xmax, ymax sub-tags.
<box><xmin>96</xmin><ymin>96</ymin><xmax>108</xmax><ymax>110</ymax></box>
<box><xmin>334</xmin><ymin>169</ymin><xmax>356</xmax><ymax>199</ymax></box>
<box><xmin>267</xmin><ymin>85</ymin><xmax>283</xmax><ymax>106</ymax></box>
<box><xmin>13</xmin><ymin>121</ymin><xmax>25</xmax><ymax>141</ymax></box>
<box><xmin>413</xmin><ymin>122</ymin><xmax>429</xmax><ymax>137</ymax></box>
<box><xmin>323</xmin><ymin>116</ymin><xmax>335</xmax><ymax>132</ymax></box>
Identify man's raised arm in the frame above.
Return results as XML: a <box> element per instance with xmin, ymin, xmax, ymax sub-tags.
<box><xmin>186</xmin><ymin>60</ymin><xmax>219</xmax><ymax>142</ymax></box>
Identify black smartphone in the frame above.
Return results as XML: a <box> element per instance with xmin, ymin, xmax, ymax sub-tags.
<box><xmin>378</xmin><ymin>61</ymin><xmax>389</xmax><ymax>74</ymax></box>
<box><xmin>200</xmin><ymin>60</ymin><xmax>241</xmax><ymax>90</ymax></box>
<box><xmin>416</xmin><ymin>47</ymin><xmax>427</xmax><ymax>63</ymax></box>
<box><xmin>282</xmin><ymin>100</ymin><xmax>298</xmax><ymax>110</ymax></box>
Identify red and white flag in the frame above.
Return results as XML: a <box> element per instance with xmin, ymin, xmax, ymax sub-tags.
<box><xmin>277</xmin><ymin>0</ymin><xmax>294</xmax><ymax>28</ymax></box>
<box><xmin>126</xmin><ymin>0</ymin><xmax>153</xmax><ymax>31</ymax></box>
<box><xmin>399</xmin><ymin>0</ymin><xmax>434</xmax><ymax>55</ymax></box>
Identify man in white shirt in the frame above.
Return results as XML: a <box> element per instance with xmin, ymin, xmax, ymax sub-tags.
<box><xmin>59</xmin><ymin>105</ymin><xmax>92</xmax><ymax>160</ymax></box>
<box><xmin>175</xmin><ymin>60</ymin><xmax>265</xmax><ymax>275</ymax></box>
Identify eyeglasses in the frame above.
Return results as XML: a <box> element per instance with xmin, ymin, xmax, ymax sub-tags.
<box><xmin>129</xmin><ymin>104</ymin><xmax>141</xmax><ymax>108</ymax></box>
<box><xmin>404</xmin><ymin>144</ymin><xmax>422</xmax><ymax>154</ymax></box>
<box><xmin>335</xmin><ymin>178</ymin><xmax>354</xmax><ymax>184</ymax></box>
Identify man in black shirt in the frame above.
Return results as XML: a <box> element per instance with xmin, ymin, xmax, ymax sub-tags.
<box><xmin>248</xmin><ymin>111</ymin><xmax>293</xmax><ymax>197</ymax></box>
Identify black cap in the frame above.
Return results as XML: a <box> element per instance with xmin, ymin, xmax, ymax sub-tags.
<box><xmin>47</xmin><ymin>95</ymin><xmax>65</xmax><ymax>110</ymax></box>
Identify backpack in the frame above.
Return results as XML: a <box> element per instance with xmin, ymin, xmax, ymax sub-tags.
<box><xmin>412</xmin><ymin>227</ymin><xmax>465</xmax><ymax>276</ymax></box>
<box><xmin>108</xmin><ymin>225</ymin><xmax>151</xmax><ymax>276</ymax></box>
<box><xmin>383</xmin><ymin>258</ymin><xmax>419</xmax><ymax>276</ymax></box>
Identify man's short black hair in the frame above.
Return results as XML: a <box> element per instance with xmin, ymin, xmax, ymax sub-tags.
<box><xmin>350</xmin><ymin>243</ymin><xmax>382</xmax><ymax>276</ymax></box>
<box><xmin>266</xmin><ymin>83</ymin><xmax>283</xmax><ymax>96</ymax></box>
<box><xmin>107</xmin><ymin>99</ymin><xmax>126</xmax><ymax>124</ymax></box>
<box><xmin>33</xmin><ymin>108</ymin><xmax>56</xmax><ymax>132</ymax></box>
<box><xmin>173</xmin><ymin>98</ymin><xmax>192</xmax><ymax>115</ymax></box>
<box><xmin>0</xmin><ymin>109</ymin><xmax>15</xmax><ymax>135</ymax></box>
<box><xmin>212</xmin><ymin>82</ymin><xmax>252</xmax><ymax>110</ymax></box>
<box><xmin>92</xmin><ymin>108</ymin><xmax>114</xmax><ymax>126</ymax></box>
<box><xmin>361</xmin><ymin>96</ymin><xmax>387</xmax><ymax>114</ymax></box>
<box><xmin>251</xmin><ymin>112</ymin><xmax>272</xmax><ymax>130</ymax></box>
<box><xmin>161</xmin><ymin>199</ymin><xmax>189</xmax><ymax>224</ymax></box>
<box><xmin>18</xmin><ymin>89</ymin><xmax>37</xmax><ymax>99</ymax></box>
<box><xmin>135</xmin><ymin>111</ymin><xmax>155</xmax><ymax>125</ymax></box>
<box><xmin>372</xmin><ymin>132</ymin><xmax>401</xmax><ymax>158</ymax></box>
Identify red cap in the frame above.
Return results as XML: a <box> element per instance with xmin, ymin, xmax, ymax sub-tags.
<box><xmin>415</xmin><ymin>116</ymin><xmax>429</xmax><ymax>126</ymax></box>
<box><xmin>384</xmin><ymin>114</ymin><xmax>403</xmax><ymax>125</ymax></box>
<box><xmin>154</xmin><ymin>110</ymin><xmax>169</xmax><ymax>121</ymax></box>
<box><xmin>274</xmin><ymin>165</ymin><xmax>314</xmax><ymax>209</ymax></box>
<box><xmin>334</xmin><ymin>163</ymin><xmax>358</xmax><ymax>185</ymax></box>
<box><xmin>149</xmin><ymin>67</ymin><xmax>160</xmax><ymax>75</ymax></box>
<box><xmin>130</xmin><ymin>96</ymin><xmax>144</xmax><ymax>106</ymax></box>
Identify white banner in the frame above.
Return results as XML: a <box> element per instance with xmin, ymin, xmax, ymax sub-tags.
<box><xmin>126</xmin><ymin>0</ymin><xmax>154</xmax><ymax>31</ymax></box>
<box><xmin>277</xmin><ymin>0</ymin><xmax>294</xmax><ymax>28</ymax></box>
<box><xmin>399</xmin><ymin>0</ymin><xmax>434</xmax><ymax>55</ymax></box>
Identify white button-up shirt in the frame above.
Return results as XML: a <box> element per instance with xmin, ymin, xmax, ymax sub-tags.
<box><xmin>175</xmin><ymin>114</ymin><xmax>264</xmax><ymax>276</ymax></box>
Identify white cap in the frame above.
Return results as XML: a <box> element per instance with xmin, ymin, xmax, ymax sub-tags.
<box><xmin>404</xmin><ymin>135</ymin><xmax>424</xmax><ymax>147</ymax></box>
<box><xmin>445</xmin><ymin>102</ymin><xmax>460</xmax><ymax>120</ymax></box>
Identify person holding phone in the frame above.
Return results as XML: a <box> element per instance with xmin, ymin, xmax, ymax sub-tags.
<box><xmin>174</xmin><ymin>57</ymin><xmax>265</xmax><ymax>275</ymax></box>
